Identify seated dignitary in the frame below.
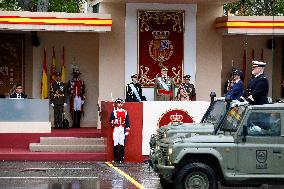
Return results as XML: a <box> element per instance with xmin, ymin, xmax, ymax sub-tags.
<box><xmin>126</xmin><ymin>74</ymin><xmax>145</xmax><ymax>102</ymax></box>
<box><xmin>176</xmin><ymin>75</ymin><xmax>196</xmax><ymax>101</ymax></box>
<box><xmin>240</xmin><ymin>61</ymin><xmax>269</xmax><ymax>105</ymax></box>
<box><xmin>10</xmin><ymin>84</ymin><xmax>27</xmax><ymax>99</ymax></box>
<box><xmin>225</xmin><ymin>69</ymin><xmax>244</xmax><ymax>100</ymax></box>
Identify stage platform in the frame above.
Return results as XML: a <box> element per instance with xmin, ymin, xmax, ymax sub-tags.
<box><xmin>0</xmin><ymin>128</ymin><xmax>107</xmax><ymax>161</ymax></box>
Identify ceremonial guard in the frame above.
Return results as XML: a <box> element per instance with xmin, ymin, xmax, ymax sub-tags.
<box><xmin>126</xmin><ymin>74</ymin><xmax>145</xmax><ymax>102</ymax></box>
<box><xmin>154</xmin><ymin>67</ymin><xmax>175</xmax><ymax>101</ymax></box>
<box><xmin>225</xmin><ymin>69</ymin><xmax>244</xmax><ymax>100</ymax></box>
<box><xmin>240</xmin><ymin>61</ymin><xmax>269</xmax><ymax>105</ymax></box>
<box><xmin>67</xmin><ymin>68</ymin><xmax>86</xmax><ymax>128</ymax></box>
<box><xmin>50</xmin><ymin>72</ymin><xmax>67</xmax><ymax>128</ymax></box>
<box><xmin>10</xmin><ymin>84</ymin><xmax>27</xmax><ymax>99</ymax></box>
<box><xmin>109</xmin><ymin>98</ymin><xmax>130</xmax><ymax>163</ymax></box>
<box><xmin>176</xmin><ymin>75</ymin><xmax>196</xmax><ymax>101</ymax></box>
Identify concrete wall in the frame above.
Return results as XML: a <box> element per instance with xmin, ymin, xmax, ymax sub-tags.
<box><xmin>31</xmin><ymin>32</ymin><xmax>99</xmax><ymax>127</ymax></box>
<box><xmin>196</xmin><ymin>3</ymin><xmax>223</xmax><ymax>100</ymax></box>
<box><xmin>99</xmin><ymin>3</ymin><xmax>125</xmax><ymax>101</ymax></box>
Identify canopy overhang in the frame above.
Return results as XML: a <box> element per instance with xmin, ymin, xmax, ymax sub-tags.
<box><xmin>0</xmin><ymin>11</ymin><xmax>112</xmax><ymax>32</ymax></box>
<box><xmin>216</xmin><ymin>16</ymin><xmax>284</xmax><ymax>35</ymax></box>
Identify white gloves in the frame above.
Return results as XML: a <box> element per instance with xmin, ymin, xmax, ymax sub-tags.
<box><xmin>125</xmin><ymin>132</ymin><xmax>129</xmax><ymax>136</ymax></box>
<box><xmin>82</xmin><ymin>100</ymin><xmax>85</xmax><ymax>105</ymax></box>
<box><xmin>231</xmin><ymin>100</ymin><xmax>248</xmax><ymax>107</ymax></box>
<box><xmin>215</xmin><ymin>97</ymin><xmax>225</xmax><ymax>101</ymax></box>
<box><xmin>50</xmin><ymin>103</ymin><xmax>54</xmax><ymax>107</ymax></box>
<box><xmin>64</xmin><ymin>103</ymin><xmax>67</xmax><ymax>106</ymax></box>
<box><xmin>250</xmin><ymin>125</ymin><xmax>261</xmax><ymax>132</ymax></box>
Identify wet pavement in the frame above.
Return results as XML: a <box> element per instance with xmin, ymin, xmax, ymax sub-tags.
<box><xmin>0</xmin><ymin>161</ymin><xmax>283</xmax><ymax>189</ymax></box>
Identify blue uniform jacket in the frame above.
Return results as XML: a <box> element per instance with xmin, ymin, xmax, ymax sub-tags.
<box><xmin>225</xmin><ymin>80</ymin><xmax>244</xmax><ymax>100</ymax></box>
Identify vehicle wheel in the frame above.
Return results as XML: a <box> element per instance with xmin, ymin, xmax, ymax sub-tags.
<box><xmin>159</xmin><ymin>174</ymin><xmax>174</xmax><ymax>189</ymax></box>
<box><xmin>174</xmin><ymin>162</ymin><xmax>218</xmax><ymax>189</ymax></box>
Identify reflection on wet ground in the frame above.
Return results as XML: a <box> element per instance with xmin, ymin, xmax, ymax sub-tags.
<box><xmin>0</xmin><ymin>161</ymin><xmax>160</xmax><ymax>189</ymax></box>
<box><xmin>0</xmin><ymin>161</ymin><xmax>283</xmax><ymax>189</ymax></box>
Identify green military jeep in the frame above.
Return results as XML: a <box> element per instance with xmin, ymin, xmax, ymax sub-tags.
<box><xmin>154</xmin><ymin>102</ymin><xmax>284</xmax><ymax>189</ymax></box>
<box><xmin>149</xmin><ymin>95</ymin><xmax>233</xmax><ymax>171</ymax></box>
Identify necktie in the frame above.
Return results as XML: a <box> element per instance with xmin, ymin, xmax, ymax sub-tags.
<box><xmin>17</xmin><ymin>94</ymin><xmax>21</xmax><ymax>98</ymax></box>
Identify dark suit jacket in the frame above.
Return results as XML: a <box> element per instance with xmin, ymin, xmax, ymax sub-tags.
<box><xmin>126</xmin><ymin>82</ymin><xmax>144</xmax><ymax>102</ymax></box>
<box><xmin>10</xmin><ymin>92</ymin><xmax>27</xmax><ymax>99</ymax></box>
<box><xmin>50</xmin><ymin>82</ymin><xmax>67</xmax><ymax>105</ymax></box>
<box><xmin>225</xmin><ymin>80</ymin><xmax>244</xmax><ymax>100</ymax></box>
<box><xmin>248</xmin><ymin>73</ymin><xmax>269</xmax><ymax>105</ymax></box>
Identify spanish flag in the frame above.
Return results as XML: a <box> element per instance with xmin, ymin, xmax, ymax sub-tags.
<box><xmin>61</xmin><ymin>46</ymin><xmax>66</xmax><ymax>83</ymax></box>
<box><xmin>41</xmin><ymin>48</ymin><xmax>48</xmax><ymax>99</ymax></box>
<box><xmin>50</xmin><ymin>46</ymin><xmax>57</xmax><ymax>84</ymax></box>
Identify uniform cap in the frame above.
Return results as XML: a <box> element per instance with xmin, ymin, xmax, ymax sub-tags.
<box><xmin>55</xmin><ymin>72</ymin><xmax>62</xmax><ymax>77</ymax></box>
<box><xmin>183</xmin><ymin>75</ymin><xmax>191</xmax><ymax>80</ymax></box>
<box><xmin>233</xmin><ymin>69</ymin><xmax>243</xmax><ymax>78</ymax></box>
<box><xmin>115</xmin><ymin>98</ymin><xmax>124</xmax><ymax>103</ymax></box>
<box><xmin>72</xmin><ymin>68</ymin><xmax>81</xmax><ymax>74</ymax></box>
<box><xmin>252</xmin><ymin>60</ymin><xmax>266</xmax><ymax>68</ymax></box>
<box><xmin>131</xmin><ymin>74</ymin><xmax>138</xmax><ymax>78</ymax></box>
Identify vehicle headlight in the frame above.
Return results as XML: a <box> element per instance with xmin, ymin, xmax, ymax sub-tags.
<box><xmin>155</xmin><ymin>143</ymin><xmax>160</xmax><ymax>150</ymax></box>
<box><xmin>167</xmin><ymin>145</ymin><xmax>173</xmax><ymax>165</ymax></box>
<box><xmin>163</xmin><ymin>131</ymin><xmax>167</xmax><ymax>138</ymax></box>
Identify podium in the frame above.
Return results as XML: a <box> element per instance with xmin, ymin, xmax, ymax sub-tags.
<box><xmin>0</xmin><ymin>99</ymin><xmax>51</xmax><ymax>133</ymax></box>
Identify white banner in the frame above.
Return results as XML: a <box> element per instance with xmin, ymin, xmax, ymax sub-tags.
<box><xmin>142</xmin><ymin>101</ymin><xmax>210</xmax><ymax>155</ymax></box>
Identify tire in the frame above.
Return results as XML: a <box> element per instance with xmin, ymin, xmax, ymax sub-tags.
<box><xmin>174</xmin><ymin>162</ymin><xmax>218</xmax><ymax>189</ymax></box>
<box><xmin>159</xmin><ymin>174</ymin><xmax>174</xmax><ymax>189</ymax></box>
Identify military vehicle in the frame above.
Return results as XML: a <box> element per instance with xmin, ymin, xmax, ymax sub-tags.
<box><xmin>149</xmin><ymin>93</ymin><xmax>233</xmax><ymax>171</ymax></box>
<box><xmin>154</xmin><ymin>102</ymin><xmax>284</xmax><ymax>189</ymax></box>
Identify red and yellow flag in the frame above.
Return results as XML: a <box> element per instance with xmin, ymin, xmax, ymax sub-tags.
<box><xmin>61</xmin><ymin>46</ymin><xmax>66</xmax><ymax>83</ymax></box>
<box><xmin>50</xmin><ymin>46</ymin><xmax>57</xmax><ymax>84</ymax></box>
<box><xmin>41</xmin><ymin>48</ymin><xmax>48</xmax><ymax>99</ymax></box>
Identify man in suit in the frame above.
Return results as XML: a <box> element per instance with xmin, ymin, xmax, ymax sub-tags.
<box><xmin>67</xmin><ymin>68</ymin><xmax>86</xmax><ymax>128</ymax></box>
<box><xmin>126</xmin><ymin>74</ymin><xmax>145</xmax><ymax>102</ymax></box>
<box><xmin>176</xmin><ymin>75</ymin><xmax>196</xmax><ymax>101</ymax></box>
<box><xmin>225</xmin><ymin>69</ymin><xmax>244</xmax><ymax>100</ymax></box>
<box><xmin>10</xmin><ymin>84</ymin><xmax>27</xmax><ymax>99</ymax></box>
<box><xmin>154</xmin><ymin>66</ymin><xmax>175</xmax><ymax>101</ymax></box>
<box><xmin>240</xmin><ymin>61</ymin><xmax>269</xmax><ymax>105</ymax></box>
<box><xmin>50</xmin><ymin>72</ymin><xmax>67</xmax><ymax>128</ymax></box>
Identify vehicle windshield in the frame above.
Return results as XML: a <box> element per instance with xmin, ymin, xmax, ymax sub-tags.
<box><xmin>220</xmin><ymin>106</ymin><xmax>246</xmax><ymax>132</ymax></box>
<box><xmin>202</xmin><ymin>100</ymin><xmax>227</xmax><ymax>127</ymax></box>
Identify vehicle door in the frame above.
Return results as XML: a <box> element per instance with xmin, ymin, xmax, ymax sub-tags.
<box><xmin>237</xmin><ymin>111</ymin><xmax>283</xmax><ymax>174</ymax></box>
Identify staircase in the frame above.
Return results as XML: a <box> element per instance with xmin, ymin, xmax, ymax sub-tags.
<box><xmin>30</xmin><ymin>137</ymin><xmax>106</xmax><ymax>152</ymax></box>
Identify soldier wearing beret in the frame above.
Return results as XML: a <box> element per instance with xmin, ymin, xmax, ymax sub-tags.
<box><xmin>225</xmin><ymin>69</ymin><xmax>244</xmax><ymax>100</ymax></box>
<box><xmin>125</xmin><ymin>74</ymin><xmax>145</xmax><ymax>102</ymax></box>
<box><xmin>176</xmin><ymin>75</ymin><xmax>196</xmax><ymax>101</ymax></box>
<box><xmin>67</xmin><ymin>68</ymin><xmax>86</xmax><ymax>128</ymax></box>
<box><xmin>240</xmin><ymin>61</ymin><xmax>269</xmax><ymax>105</ymax></box>
<box><xmin>50</xmin><ymin>72</ymin><xmax>67</xmax><ymax>128</ymax></box>
<box><xmin>109</xmin><ymin>98</ymin><xmax>130</xmax><ymax>163</ymax></box>
<box><xmin>154</xmin><ymin>66</ymin><xmax>175</xmax><ymax>101</ymax></box>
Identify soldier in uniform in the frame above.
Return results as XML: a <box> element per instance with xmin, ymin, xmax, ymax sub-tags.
<box><xmin>109</xmin><ymin>98</ymin><xmax>130</xmax><ymax>163</ymax></box>
<box><xmin>126</xmin><ymin>74</ymin><xmax>145</xmax><ymax>102</ymax></box>
<box><xmin>154</xmin><ymin>66</ymin><xmax>175</xmax><ymax>101</ymax></box>
<box><xmin>176</xmin><ymin>75</ymin><xmax>196</xmax><ymax>101</ymax></box>
<box><xmin>67</xmin><ymin>68</ymin><xmax>86</xmax><ymax>128</ymax></box>
<box><xmin>225</xmin><ymin>69</ymin><xmax>244</xmax><ymax>100</ymax></box>
<box><xmin>240</xmin><ymin>61</ymin><xmax>269</xmax><ymax>105</ymax></box>
<box><xmin>50</xmin><ymin>72</ymin><xmax>67</xmax><ymax>128</ymax></box>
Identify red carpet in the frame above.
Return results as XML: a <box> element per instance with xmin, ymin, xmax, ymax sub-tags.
<box><xmin>0</xmin><ymin>128</ymin><xmax>107</xmax><ymax>161</ymax></box>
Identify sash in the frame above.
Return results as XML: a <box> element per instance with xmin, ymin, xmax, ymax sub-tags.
<box><xmin>129</xmin><ymin>83</ymin><xmax>141</xmax><ymax>102</ymax></box>
<box><xmin>158</xmin><ymin>77</ymin><xmax>170</xmax><ymax>91</ymax></box>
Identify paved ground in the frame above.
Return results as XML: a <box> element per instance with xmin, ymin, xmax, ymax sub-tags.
<box><xmin>0</xmin><ymin>161</ymin><xmax>283</xmax><ymax>189</ymax></box>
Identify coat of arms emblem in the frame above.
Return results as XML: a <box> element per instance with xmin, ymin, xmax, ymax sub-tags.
<box><xmin>149</xmin><ymin>30</ymin><xmax>173</xmax><ymax>67</ymax></box>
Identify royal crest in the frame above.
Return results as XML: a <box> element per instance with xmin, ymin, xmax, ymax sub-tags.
<box><xmin>256</xmin><ymin>150</ymin><xmax>267</xmax><ymax>163</ymax></box>
<box><xmin>149</xmin><ymin>31</ymin><xmax>174</xmax><ymax>67</ymax></box>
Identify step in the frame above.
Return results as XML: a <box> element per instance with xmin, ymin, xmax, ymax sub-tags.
<box><xmin>40</xmin><ymin>137</ymin><xmax>105</xmax><ymax>145</ymax></box>
<box><xmin>29</xmin><ymin>143</ymin><xmax>106</xmax><ymax>152</ymax></box>
<box><xmin>0</xmin><ymin>148</ymin><xmax>106</xmax><ymax>161</ymax></box>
